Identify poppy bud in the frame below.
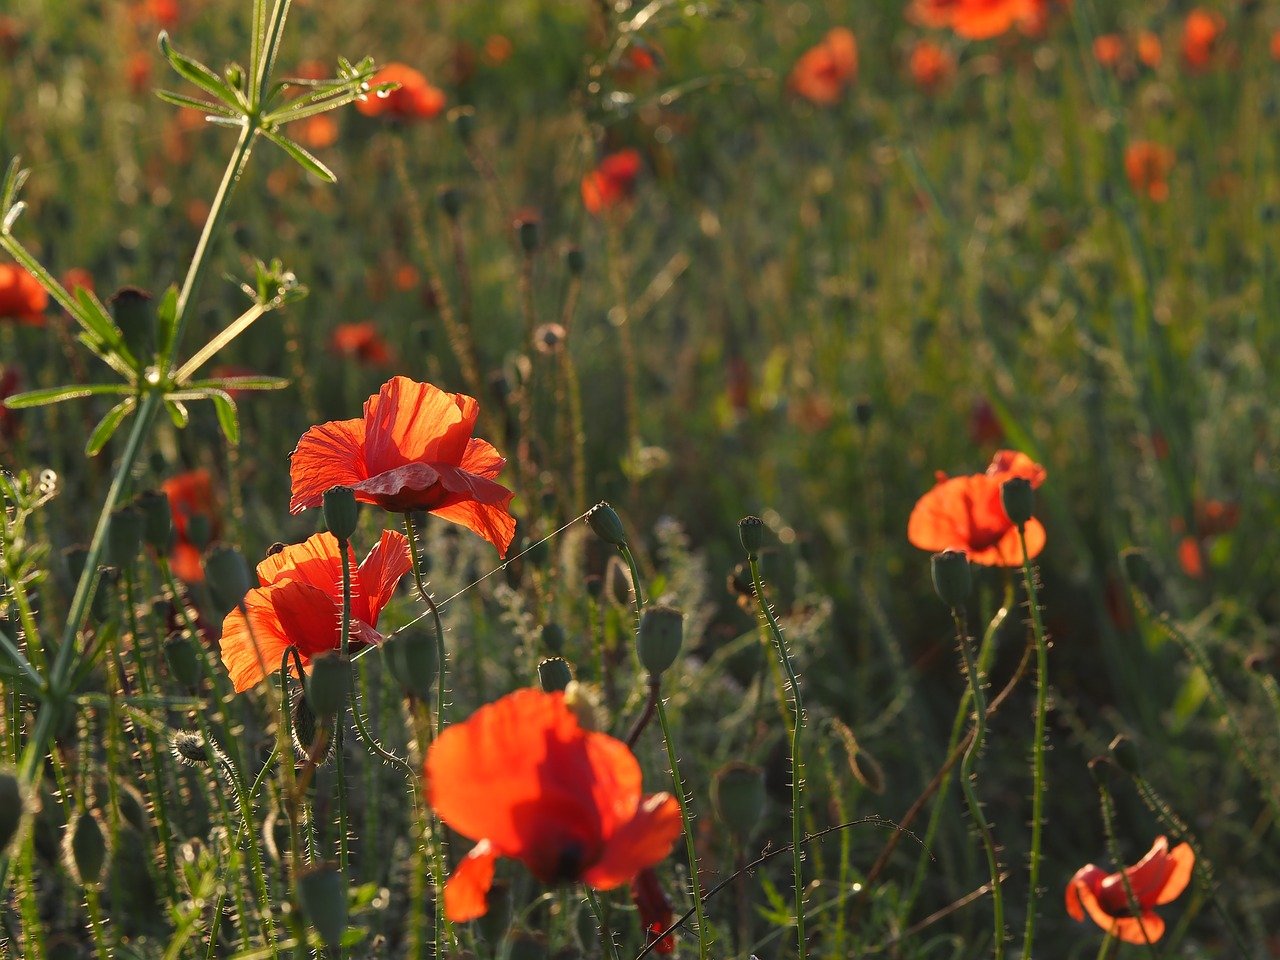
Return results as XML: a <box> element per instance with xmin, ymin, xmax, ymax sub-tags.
<box><xmin>538</xmin><ymin>657</ymin><xmax>574</xmax><ymax>693</ymax></box>
<box><xmin>204</xmin><ymin>543</ymin><xmax>251</xmax><ymax>613</ymax></box>
<box><xmin>65</xmin><ymin>809</ymin><xmax>108</xmax><ymax>886</ymax></box>
<box><xmin>64</xmin><ymin>545</ymin><xmax>89</xmax><ymax>585</ymax></box>
<box><xmin>109</xmin><ymin>286</ymin><xmax>154</xmax><ymax>362</ymax></box>
<box><xmin>450</xmin><ymin>105</ymin><xmax>476</xmax><ymax>144</ymax></box>
<box><xmin>477</xmin><ymin>879</ymin><xmax>513</xmax><ymax>942</ymax></box>
<box><xmin>1087</xmin><ymin>756</ymin><xmax>1114</xmax><ymax>789</ymax></box>
<box><xmin>584</xmin><ymin>574</ymin><xmax>603</xmax><ymax>601</ymax></box>
<box><xmin>291</xmin><ymin>691</ymin><xmax>333</xmax><ymax>764</ymax></box>
<box><xmin>565</xmin><ymin>247</ymin><xmax>586</xmax><ymax>275</ymax></box>
<box><xmin>738</xmin><ymin>515</ymin><xmax>765</xmax><ymax>560</ymax></box>
<box><xmin>0</xmin><ymin>769</ymin><xmax>22</xmax><ymax>855</ymax></box>
<box><xmin>854</xmin><ymin>397</ymin><xmax>873</xmax><ymax>427</ymax></box>
<box><xmin>186</xmin><ymin>514</ymin><xmax>212</xmax><ymax>551</ymax></box>
<box><xmin>107</xmin><ymin>504</ymin><xmax>145</xmax><ymax>567</ymax></box>
<box><xmin>382</xmin><ymin>629</ymin><xmax>439</xmax><ymax>701</ymax></box>
<box><xmin>711</xmin><ymin>761</ymin><xmax>766</xmax><ymax>839</ymax></box>
<box><xmin>137</xmin><ymin>489</ymin><xmax>173</xmax><ymax>550</ymax></box>
<box><xmin>164</xmin><ymin>631</ymin><xmax>203</xmax><ymax>689</ymax></box>
<box><xmin>438</xmin><ymin>186</ymin><xmax>465</xmax><ymax>219</ymax></box>
<box><xmin>586</xmin><ymin>502</ymin><xmax>627</xmax><ymax>547</ymax></box>
<box><xmin>518</xmin><ymin>219</ymin><xmax>541</xmax><ymax>255</ymax></box>
<box><xmin>306</xmin><ymin>652</ymin><xmax>352</xmax><ymax>718</ymax></box>
<box><xmin>322</xmin><ymin>486</ymin><xmax>358</xmax><ymax>542</ymax></box>
<box><xmin>1108</xmin><ymin>734</ymin><xmax>1141</xmax><ymax>775</ymax></box>
<box><xmin>91</xmin><ymin>567</ymin><xmax>119</xmax><ymax>623</ymax></box>
<box><xmin>170</xmin><ymin>731</ymin><xmax>216</xmax><ymax>767</ymax></box>
<box><xmin>541</xmin><ymin>622</ymin><xmax>566</xmax><ymax>655</ymax></box>
<box><xmin>1000</xmin><ymin>476</ymin><xmax>1035</xmax><ymax>527</ymax></box>
<box><xmin>930</xmin><ymin>549</ymin><xmax>972</xmax><ymax>609</ymax></box>
<box><xmin>604</xmin><ymin>555</ymin><xmax>633</xmax><ymax>607</ymax></box>
<box><xmin>1262</xmin><ymin>204</ymin><xmax>1278</xmax><ymax>225</ymax></box>
<box><xmin>296</xmin><ymin>861</ymin><xmax>349</xmax><ymax>949</ymax></box>
<box><xmin>637</xmin><ymin>606</ymin><xmax>683</xmax><ymax>677</ymax></box>
<box><xmin>225</xmin><ymin>61</ymin><xmax>246</xmax><ymax>93</ymax></box>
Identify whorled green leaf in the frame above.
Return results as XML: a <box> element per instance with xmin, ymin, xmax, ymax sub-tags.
<box><xmin>4</xmin><ymin>383</ymin><xmax>132</xmax><ymax>409</ymax></box>
<box><xmin>154</xmin><ymin>90</ymin><xmax>242</xmax><ymax>120</ymax></box>
<box><xmin>165</xmin><ymin>398</ymin><xmax>190</xmax><ymax>429</ymax></box>
<box><xmin>262</xmin><ymin>130</ymin><xmax>336</xmax><ymax>183</ymax></box>
<box><xmin>156</xmin><ymin>284</ymin><xmax>180</xmax><ymax>369</ymax></box>
<box><xmin>85</xmin><ymin>398</ymin><xmax>138</xmax><ymax>456</ymax></box>
<box><xmin>74</xmin><ymin>286</ymin><xmax>130</xmax><ymax>356</ymax></box>
<box><xmin>158</xmin><ymin>32</ymin><xmax>247</xmax><ymax>113</ymax></box>
<box><xmin>208</xmin><ymin>391</ymin><xmax>239</xmax><ymax>445</ymax></box>
<box><xmin>186</xmin><ymin>375</ymin><xmax>290</xmax><ymax>392</ymax></box>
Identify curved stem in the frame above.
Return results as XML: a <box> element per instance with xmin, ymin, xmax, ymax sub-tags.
<box><xmin>1096</xmin><ymin>781</ymin><xmax>1159</xmax><ymax>959</ymax></box>
<box><xmin>1018</xmin><ymin>526</ymin><xmax>1050</xmax><ymax>959</ymax></box>
<box><xmin>584</xmin><ymin>886</ymin><xmax>621</xmax><ymax>960</ymax></box>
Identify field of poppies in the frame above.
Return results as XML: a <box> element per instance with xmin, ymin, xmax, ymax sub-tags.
<box><xmin>2</xmin><ymin>0</ymin><xmax>1279</xmax><ymax>957</ymax></box>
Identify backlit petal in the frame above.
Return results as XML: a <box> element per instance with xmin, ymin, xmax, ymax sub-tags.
<box><xmin>289</xmin><ymin>418</ymin><xmax>368</xmax><ymax>514</ymax></box>
<box><xmin>357</xmin><ymin>529</ymin><xmax>413</xmax><ymax>624</ymax></box>
<box><xmin>444</xmin><ymin>841</ymin><xmax>498</xmax><ymax>922</ymax></box>
<box><xmin>362</xmin><ymin>377</ymin><xmax>470</xmax><ymax>474</ymax></box>
<box><xmin>582</xmin><ymin>793</ymin><xmax>683</xmax><ymax>890</ymax></box>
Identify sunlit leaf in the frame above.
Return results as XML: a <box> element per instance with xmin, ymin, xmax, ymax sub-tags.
<box><xmin>165</xmin><ymin>398</ymin><xmax>190</xmax><ymax>428</ymax></box>
<box><xmin>187</xmin><ymin>376</ymin><xmax>290</xmax><ymax>392</ymax></box>
<box><xmin>4</xmin><ymin>383</ymin><xmax>133</xmax><ymax>409</ymax></box>
<box><xmin>74</xmin><ymin>286</ymin><xmax>129</xmax><ymax>354</ymax></box>
<box><xmin>85</xmin><ymin>398</ymin><xmax>137</xmax><ymax>456</ymax></box>
<box><xmin>208</xmin><ymin>391</ymin><xmax>240</xmax><ymax>445</ymax></box>
<box><xmin>158</xmin><ymin>32</ymin><xmax>247</xmax><ymax>112</ymax></box>
<box><xmin>262</xmin><ymin>130</ymin><xmax>336</xmax><ymax>183</ymax></box>
<box><xmin>154</xmin><ymin>90</ymin><xmax>242</xmax><ymax>119</ymax></box>
<box><xmin>156</xmin><ymin>285</ymin><xmax>180</xmax><ymax>368</ymax></box>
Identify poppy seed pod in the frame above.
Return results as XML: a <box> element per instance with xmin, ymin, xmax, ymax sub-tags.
<box><xmin>203</xmin><ymin>543</ymin><xmax>252</xmax><ymax>614</ymax></box>
<box><xmin>517</xmin><ymin>217</ymin><xmax>540</xmax><ymax>253</ymax></box>
<box><xmin>565</xmin><ymin>247</ymin><xmax>585</xmax><ymax>275</ymax></box>
<box><xmin>538</xmin><ymin>657</ymin><xmax>574</xmax><ymax>693</ymax></box>
<box><xmin>438</xmin><ymin>186</ymin><xmax>465</xmax><ymax>219</ymax></box>
<box><xmin>450</xmin><ymin>105</ymin><xmax>476</xmax><ymax>143</ymax></box>
<box><xmin>738</xmin><ymin>515</ymin><xmax>765</xmax><ymax>560</ymax></box>
<box><xmin>164</xmin><ymin>631</ymin><xmax>203</xmax><ymax>689</ymax></box>
<box><xmin>322</xmin><ymin>486</ymin><xmax>358</xmax><ymax>542</ymax></box>
<box><xmin>586</xmin><ymin>502</ymin><xmax>627</xmax><ymax>547</ymax></box>
<box><xmin>306</xmin><ymin>652</ymin><xmax>352</xmax><ymax>718</ymax></box>
<box><xmin>0</xmin><ymin>769</ymin><xmax>22</xmax><ymax>855</ymax></box>
<box><xmin>1109</xmin><ymin>734</ymin><xmax>1142</xmax><ymax>775</ymax></box>
<box><xmin>90</xmin><ymin>567</ymin><xmax>119</xmax><ymax>623</ymax></box>
<box><xmin>637</xmin><ymin>606</ymin><xmax>683</xmax><ymax>677</ymax></box>
<box><xmin>382</xmin><ymin>629</ymin><xmax>440</xmax><ymax>701</ymax></box>
<box><xmin>136</xmin><ymin>489</ymin><xmax>173</xmax><ymax>550</ymax></box>
<box><xmin>477</xmin><ymin>880</ymin><xmax>513</xmax><ymax>943</ymax></box>
<box><xmin>711</xmin><ymin>761</ymin><xmax>766</xmax><ymax>839</ymax></box>
<box><xmin>296</xmin><ymin>862</ymin><xmax>349</xmax><ymax>949</ymax></box>
<box><xmin>930</xmin><ymin>549</ymin><xmax>972</xmax><ymax>609</ymax></box>
<box><xmin>108</xmin><ymin>286</ymin><xmax>154</xmax><ymax>362</ymax></box>
<box><xmin>854</xmin><ymin>397</ymin><xmax>873</xmax><ymax>427</ymax></box>
<box><xmin>66</xmin><ymin>809</ymin><xmax>108</xmax><ymax>886</ymax></box>
<box><xmin>1000</xmin><ymin>476</ymin><xmax>1035</xmax><ymax>527</ymax></box>
<box><xmin>291</xmin><ymin>691</ymin><xmax>333</xmax><ymax>764</ymax></box>
<box><xmin>107</xmin><ymin>504</ymin><xmax>145</xmax><ymax>568</ymax></box>
<box><xmin>541</xmin><ymin>622</ymin><xmax>566</xmax><ymax>655</ymax></box>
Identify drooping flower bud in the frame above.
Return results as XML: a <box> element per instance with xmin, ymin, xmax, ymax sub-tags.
<box><xmin>65</xmin><ymin>809</ymin><xmax>108</xmax><ymax>886</ymax></box>
<box><xmin>291</xmin><ymin>691</ymin><xmax>333</xmax><ymax>765</ymax></box>
<box><xmin>540</xmin><ymin>622</ymin><xmax>566</xmax><ymax>655</ymax></box>
<box><xmin>538</xmin><ymin>657</ymin><xmax>573</xmax><ymax>693</ymax></box>
<box><xmin>711</xmin><ymin>761</ymin><xmax>766</xmax><ymax>839</ymax></box>
<box><xmin>1000</xmin><ymin>476</ymin><xmax>1035</xmax><ymax>527</ymax></box>
<box><xmin>637</xmin><ymin>606</ymin><xmax>683</xmax><ymax>677</ymax></box>
<box><xmin>450</xmin><ymin>105</ymin><xmax>476</xmax><ymax>144</ymax></box>
<box><xmin>296</xmin><ymin>861</ymin><xmax>349</xmax><ymax>949</ymax></box>
<box><xmin>1108</xmin><ymin>734</ymin><xmax>1141</xmax><ymax>776</ymax></box>
<box><xmin>322</xmin><ymin>486</ymin><xmax>358</xmax><ymax>543</ymax></box>
<box><xmin>565</xmin><ymin>246</ymin><xmax>585</xmax><ymax>275</ymax></box>
<box><xmin>438</xmin><ymin>186</ymin><xmax>465</xmax><ymax>219</ymax></box>
<box><xmin>930</xmin><ymin>549</ymin><xmax>972</xmax><ymax>609</ymax></box>
<box><xmin>586</xmin><ymin>502</ymin><xmax>627</xmax><ymax>547</ymax></box>
<box><xmin>170</xmin><ymin>731</ymin><xmax>217</xmax><ymax>767</ymax></box>
<box><xmin>738</xmin><ymin>516</ymin><xmax>765</xmax><ymax>560</ymax></box>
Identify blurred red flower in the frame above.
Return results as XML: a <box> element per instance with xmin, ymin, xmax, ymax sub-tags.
<box><xmin>788</xmin><ymin>27</ymin><xmax>858</xmax><ymax>105</ymax></box>
<box><xmin>0</xmin><ymin>263</ymin><xmax>48</xmax><ymax>325</ymax></box>
<box><xmin>907</xmin><ymin>450</ymin><xmax>1047</xmax><ymax>566</ymax></box>
<box><xmin>909</xmin><ymin>40</ymin><xmax>955</xmax><ymax>92</ymax></box>
<box><xmin>426</xmin><ymin>689</ymin><xmax>683</xmax><ymax>921</ymax></box>
<box><xmin>950</xmin><ymin>0</ymin><xmax>1034</xmax><ymax>40</ymax></box>
<box><xmin>289</xmin><ymin>376</ymin><xmax>516</xmax><ymax>556</ymax></box>
<box><xmin>1180</xmin><ymin>8</ymin><xmax>1225</xmax><ymax>71</ymax></box>
<box><xmin>582</xmin><ymin>149</ymin><xmax>643</xmax><ymax>215</ymax></box>
<box><xmin>62</xmin><ymin>267</ymin><xmax>94</xmax><ymax>295</ymax></box>
<box><xmin>218</xmin><ymin>531</ymin><xmax>411</xmax><ymax>692</ymax></box>
<box><xmin>1092</xmin><ymin>34</ymin><xmax>1124</xmax><ymax>68</ymax></box>
<box><xmin>968</xmin><ymin>397</ymin><xmax>1004</xmax><ymax>446</ymax></box>
<box><xmin>908</xmin><ymin>0</ymin><xmax>961</xmax><ymax>29</ymax></box>
<box><xmin>357</xmin><ymin>63</ymin><xmax>446</xmax><ymax>121</ymax></box>
<box><xmin>1066</xmin><ymin>836</ymin><xmax>1194</xmax><ymax>943</ymax></box>
<box><xmin>162</xmin><ymin>469</ymin><xmax>217</xmax><ymax>583</ymax></box>
<box><xmin>0</xmin><ymin>365</ymin><xmax>21</xmax><ymax>440</ymax></box>
<box><xmin>1124</xmin><ymin>141</ymin><xmax>1174</xmax><ymax>202</ymax></box>
<box><xmin>329</xmin><ymin>321</ymin><xmax>393</xmax><ymax>367</ymax></box>
<box><xmin>631</xmin><ymin>867</ymin><xmax>675</xmax><ymax>954</ymax></box>
<box><xmin>1137</xmin><ymin>30</ymin><xmax>1163</xmax><ymax>68</ymax></box>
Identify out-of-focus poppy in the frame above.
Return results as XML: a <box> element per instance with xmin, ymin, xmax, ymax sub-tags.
<box><xmin>1124</xmin><ymin>141</ymin><xmax>1174</xmax><ymax>202</ymax></box>
<box><xmin>126</xmin><ymin>50</ymin><xmax>151</xmax><ymax>94</ymax></box>
<box><xmin>218</xmin><ymin>530</ymin><xmax>411</xmax><ymax>692</ymax></box>
<box><xmin>907</xmin><ymin>450</ymin><xmax>1047</xmax><ymax>566</ymax></box>
<box><xmin>329</xmin><ymin>321</ymin><xmax>393</xmax><ymax>367</ymax></box>
<box><xmin>1180</xmin><ymin>8</ymin><xmax>1225</xmax><ymax>71</ymax></box>
<box><xmin>968</xmin><ymin>397</ymin><xmax>1004</xmax><ymax>446</ymax></box>
<box><xmin>582</xmin><ymin>149</ymin><xmax>643</xmax><ymax>215</ymax></box>
<box><xmin>1019</xmin><ymin>0</ymin><xmax>1070</xmax><ymax>37</ymax></box>
<box><xmin>426</xmin><ymin>689</ymin><xmax>683</xmax><ymax>922</ymax></box>
<box><xmin>0</xmin><ymin>263</ymin><xmax>47</xmax><ymax>325</ymax></box>
<box><xmin>950</xmin><ymin>0</ymin><xmax>1034</xmax><ymax>40</ymax></box>
<box><xmin>162</xmin><ymin>469</ymin><xmax>217</xmax><ymax>583</ymax></box>
<box><xmin>909</xmin><ymin>40</ymin><xmax>955</xmax><ymax>92</ymax></box>
<box><xmin>62</xmin><ymin>268</ymin><xmax>94</xmax><ymax>295</ymax></box>
<box><xmin>1272</xmin><ymin>29</ymin><xmax>1280</xmax><ymax>62</ymax></box>
<box><xmin>482</xmin><ymin>34</ymin><xmax>513</xmax><ymax>66</ymax></box>
<box><xmin>1194</xmin><ymin>498</ymin><xmax>1239</xmax><ymax>538</ymax></box>
<box><xmin>356</xmin><ymin>63</ymin><xmax>446</xmax><ymax>121</ymax></box>
<box><xmin>132</xmin><ymin>0</ymin><xmax>177</xmax><ymax>28</ymax></box>
<box><xmin>615</xmin><ymin>40</ymin><xmax>664</xmax><ymax>81</ymax></box>
<box><xmin>1137</xmin><ymin>30</ymin><xmax>1163</xmax><ymax>68</ymax></box>
<box><xmin>631</xmin><ymin>867</ymin><xmax>675</xmax><ymax>954</ymax></box>
<box><xmin>908</xmin><ymin>0</ymin><xmax>960</xmax><ymax>28</ymax></box>
<box><xmin>289</xmin><ymin>377</ymin><xmax>516</xmax><ymax>556</ymax></box>
<box><xmin>788</xmin><ymin>27</ymin><xmax>858</xmax><ymax>105</ymax></box>
<box><xmin>1066</xmin><ymin>836</ymin><xmax>1194</xmax><ymax>944</ymax></box>
<box><xmin>1092</xmin><ymin>34</ymin><xmax>1124</xmax><ymax>68</ymax></box>
<box><xmin>0</xmin><ymin>365</ymin><xmax>21</xmax><ymax>440</ymax></box>
<box><xmin>1177</xmin><ymin>536</ymin><xmax>1204</xmax><ymax>579</ymax></box>
<box><xmin>296</xmin><ymin>114</ymin><xmax>339</xmax><ymax>149</ymax></box>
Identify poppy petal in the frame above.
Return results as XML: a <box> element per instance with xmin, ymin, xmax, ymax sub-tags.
<box><xmin>1066</xmin><ymin>865</ymin><xmax>1106</xmax><ymax>922</ymax></box>
<box><xmin>458</xmin><ymin>437</ymin><xmax>507</xmax><ymax>481</ymax></box>
<box><xmin>289</xmin><ymin>418</ymin><xmax>368</xmax><ymax>514</ymax></box>
<box><xmin>444</xmin><ymin>840</ymin><xmax>498</xmax><ymax>922</ymax></box>
<box><xmin>351</xmin><ymin>463</ymin><xmax>444</xmax><ymax>513</ymax></box>
<box><xmin>429</xmin><ymin>494</ymin><xmax>518</xmax><ymax>558</ymax></box>
<box><xmin>362</xmin><ymin>377</ymin><xmax>474</xmax><ymax>474</ymax></box>
<box><xmin>219</xmin><ymin>585</ymin><xmax>298</xmax><ymax>692</ymax></box>
<box><xmin>358</xmin><ymin>529</ymin><xmax>413</xmax><ymax>623</ymax></box>
<box><xmin>1154</xmin><ymin>843</ymin><xmax>1195</xmax><ymax>905</ymax></box>
<box><xmin>582</xmin><ymin>793</ymin><xmax>683</xmax><ymax>890</ymax></box>
<box><xmin>257</xmin><ymin>532</ymin><xmax>346</xmax><ymax>591</ymax></box>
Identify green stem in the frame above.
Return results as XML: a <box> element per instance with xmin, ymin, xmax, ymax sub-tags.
<box><xmin>403</xmin><ymin>513</ymin><xmax>446</xmax><ymax>735</ymax></box>
<box><xmin>1096</xmin><ymin>781</ymin><xmax>1159</xmax><ymax>959</ymax></box>
<box><xmin>335</xmin><ymin>537</ymin><xmax>352</xmax><ymax>960</ymax></box>
<box><xmin>747</xmin><ymin>554</ymin><xmax>806</xmax><ymax>960</ymax></box>
<box><xmin>584</xmin><ymin>887</ymin><xmax>621</xmax><ymax>960</ymax></box>
<box><xmin>1018</xmin><ymin>526</ymin><xmax>1050</xmax><ymax>959</ymax></box>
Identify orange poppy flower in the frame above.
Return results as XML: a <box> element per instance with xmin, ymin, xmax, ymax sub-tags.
<box><xmin>329</xmin><ymin>321</ymin><xmax>393</xmax><ymax>366</ymax></box>
<box><xmin>162</xmin><ymin>469</ymin><xmax>217</xmax><ymax>583</ymax></box>
<box><xmin>1272</xmin><ymin>29</ymin><xmax>1280</xmax><ymax>62</ymax></box>
<box><xmin>1137</xmin><ymin>30</ymin><xmax>1163</xmax><ymax>68</ymax></box>
<box><xmin>289</xmin><ymin>376</ymin><xmax>516</xmax><ymax>556</ymax></box>
<box><xmin>1180</xmin><ymin>8</ymin><xmax>1225</xmax><ymax>71</ymax></box>
<box><xmin>581</xmin><ymin>149</ymin><xmax>643</xmax><ymax>215</ymax></box>
<box><xmin>218</xmin><ymin>530</ymin><xmax>411</xmax><ymax>692</ymax></box>
<box><xmin>950</xmin><ymin>0</ymin><xmax>1034</xmax><ymax>40</ymax></box>
<box><xmin>1124</xmin><ymin>141</ymin><xmax>1174</xmax><ymax>202</ymax></box>
<box><xmin>1066</xmin><ymin>836</ymin><xmax>1194</xmax><ymax>944</ymax></box>
<box><xmin>907</xmin><ymin>450</ymin><xmax>1047</xmax><ymax>566</ymax></box>
<box><xmin>426</xmin><ymin>689</ymin><xmax>683</xmax><ymax>922</ymax></box>
<box><xmin>788</xmin><ymin>27</ymin><xmax>858</xmax><ymax>105</ymax></box>
<box><xmin>0</xmin><ymin>263</ymin><xmax>48</xmax><ymax>326</ymax></box>
<box><xmin>1092</xmin><ymin>34</ymin><xmax>1124</xmax><ymax>68</ymax></box>
<box><xmin>356</xmin><ymin>63</ymin><xmax>446</xmax><ymax>121</ymax></box>
<box><xmin>909</xmin><ymin>40</ymin><xmax>955</xmax><ymax>92</ymax></box>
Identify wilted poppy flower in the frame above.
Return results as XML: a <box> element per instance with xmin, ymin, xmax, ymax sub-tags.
<box><xmin>1124</xmin><ymin>141</ymin><xmax>1174</xmax><ymax>202</ymax></box>
<box><xmin>356</xmin><ymin>63</ymin><xmax>446</xmax><ymax>121</ymax></box>
<box><xmin>289</xmin><ymin>376</ymin><xmax>516</xmax><ymax>556</ymax></box>
<box><xmin>162</xmin><ymin>469</ymin><xmax>218</xmax><ymax>582</ymax></box>
<box><xmin>1180</xmin><ymin>9</ymin><xmax>1225</xmax><ymax>71</ymax></box>
<box><xmin>1137</xmin><ymin>30</ymin><xmax>1163</xmax><ymax>68</ymax></box>
<box><xmin>907</xmin><ymin>450</ymin><xmax>1047</xmax><ymax>566</ymax></box>
<box><xmin>909</xmin><ymin>40</ymin><xmax>955</xmax><ymax>92</ymax></box>
<box><xmin>218</xmin><ymin>530</ymin><xmax>411</xmax><ymax>692</ymax></box>
<box><xmin>1092</xmin><ymin>34</ymin><xmax>1124</xmax><ymax>68</ymax></box>
<box><xmin>329</xmin><ymin>321</ymin><xmax>393</xmax><ymax>366</ymax></box>
<box><xmin>0</xmin><ymin>263</ymin><xmax>47</xmax><ymax>325</ymax></box>
<box><xmin>1066</xmin><ymin>836</ymin><xmax>1194</xmax><ymax>943</ymax></box>
<box><xmin>426</xmin><ymin>689</ymin><xmax>683</xmax><ymax>922</ymax></box>
<box><xmin>581</xmin><ymin>149</ymin><xmax>642</xmax><ymax>215</ymax></box>
<box><xmin>631</xmin><ymin>867</ymin><xmax>675</xmax><ymax>954</ymax></box>
<box><xmin>950</xmin><ymin>0</ymin><xmax>1034</xmax><ymax>40</ymax></box>
<box><xmin>788</xmin><ymin>27</ymin><xmax>858</xmax><ymax>105</ymax></box>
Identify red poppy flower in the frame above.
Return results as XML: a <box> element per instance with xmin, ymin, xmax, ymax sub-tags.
<box><xmin>631</xmin><ymin>867</ymin><xmax>675</xmax><ymax>954</ymax></box>
<box><xmin>1092</xmin><ymin>34</ymin><xmax>1124</xmax><ymax>68</ymax></box>
<box><xmin>950</xmin><ymin>0</ymin><xmax>1034</xmax><ymax>40</ymax></box>
<box><xmin>581</xmin><ymin>149</ymin><xmax>643</xmax><ymax>215</ymax></box>
<box><xmin>909</xmin><ymin>40</ymin><xmax>955</xmax><ymax>93</ymax></box>
<box><xmin>1180</xmin><ymin>9</ymin><xmax>1225</xmax><ymax>71</ymax></box>
<box><xmin>907</xmin><ymin>450</ymin><xmax>1047</xmax><ymax>566</ymax></box>
<box><xmin>1066</xmin><ymin>836</ymin><xmax>1194</xmax><ymax>944</ymax></box>
<box><xmin>788</xmin><ymin>27</ymin><xmax>858</xmax><ymax>105</ymax></box>
<box><xmin>218</xmin><ymin>530</ymin><xmax>411</xmax><ymax>692</ymax></box>
<box><xmin>329</xmin><ymin>321</ymin><xmax>393</xmax><ymax>366</ymax></box>
<box><xmin>0</xmin><ymin>263</ymin><xmax>47</xmax><ymax>326</ymax></box>
<box><xmin>1124</xmin><ymin>141</ymin><xmax>1174</xmax><ymax>203</ymax></box>
<box><xmin>162</xmin><ymin>469</ymin><xmax>218</xmax><ymax>583</ymax></box>
<box><xmin>907</xmin><ymin>0</ymin><xmax>961</xmax><ymax>29</ymax></box>
<box><xmin>289</xmin><ymin>377</ymin><xmax>516</xmax><ymax>556</ymax></box>
<box><xmin>62</xmin><ymin>268</ymin><xmax>94</xmax><ymax>295</ymax></box>
<box><xmin>1137</xmin><ymin>30</ymin><xmax>1163</xmax><ymax>68</ymax></box>
<box><xmin>426</xmin><ymin>689</ymin><xmax>683</xmax><ymax>922</ymax></box>
<box><xmin>356</xmin><ymin>63</ymin><xmax>446</xmax><ymax>121</ymax></box>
